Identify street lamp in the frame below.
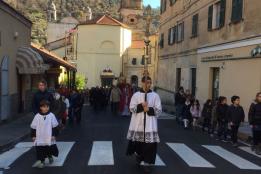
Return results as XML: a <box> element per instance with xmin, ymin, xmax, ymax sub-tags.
<box><xmin>143</xmin><ymin>5</ymin><xmax>152</xmax><ymax>79</ymax></box>
<box><xmin>142</xmin><ymin>5</ymin><xmax>153</xmax><ymax>143</ymax></box>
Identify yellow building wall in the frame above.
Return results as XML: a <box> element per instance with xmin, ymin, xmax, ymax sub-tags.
<box><xmin>76</xmin><ymin>25</ymin><xmax>131</xmax><ymax>88</ymax></box>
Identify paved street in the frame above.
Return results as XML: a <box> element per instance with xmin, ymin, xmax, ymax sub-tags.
<box><xmin>0</xmin><ymin>106</ymin><xmax>261</xmax><ymax>174</ymax></box>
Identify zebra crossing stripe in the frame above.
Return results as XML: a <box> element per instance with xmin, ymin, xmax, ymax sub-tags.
<box><xmin>167</xmin><ymin>143</ymin><xmax>215</xmax><ymax>168</ymax></box>
<box><xmin>45</xmin><ymin>142</ymin><xmax>75</xmax><ymax>167</ymax></box>
<box><xmin>88</xmin><ymin>141</ymin><xmax>114</xmax><ymax>166</ymax></box>
<box><xmin>140</xmin><ymin>154</ymin><xmax>166</xmax><ymax>166</ymax></box>
<box><xmin>0</xmin><ymin>142</ymin><xmax>33</xmax><ymax>169</ymax></box>
<box><xmin>239</xmin><ymin>146</ymin><xmax>261</xmax><ymax>158</ymax></box>
<box><xmin>155</xmin><ymin>155</ymin><xmax>166</xmax><ymax>166</ymax></box>
<box><xmin>203</xmin><ymin>145</ymin><xmax>261</xmax><ymax>170</ymax></box>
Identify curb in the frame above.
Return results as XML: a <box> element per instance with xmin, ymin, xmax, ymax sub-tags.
<box><xmin>0</xmin><ymin>132</ymin><xmax>30</xmax><ymax>152</ymax></box>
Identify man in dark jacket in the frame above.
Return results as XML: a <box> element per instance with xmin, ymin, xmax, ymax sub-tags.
<box><xmin>175</xmin><ymin>87</ymin><xmax>186</xmax><ymax>124</ymax></box>
<box><xmin>227</xmin><ymin>96</ymin><xmax>245</xmax><ymax>147</ymax></box>
<box><xmin>216</xmin><ymin>96</ymin><xmax>229</xmax><ymax>142</ymax></box>
<box><xmin>248</xmin><ymin>92</ymin><xmax>261</xmax><ymax>155</ymax></box>
<box><xmin>32</xmin><ymin>80</ymin><xmax>54</xmax><ymax>114</ymax></box>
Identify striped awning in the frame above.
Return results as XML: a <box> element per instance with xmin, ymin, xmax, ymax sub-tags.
<box><xmin>16</xmin><ymin>47</ymin><xmax>50</xmax><ymax>74</ymax></box>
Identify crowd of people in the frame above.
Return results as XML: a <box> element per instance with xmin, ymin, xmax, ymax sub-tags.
<box><xmin>88</xmin><ymin>83</ymin><xmax>134</xmax><ymax>116</ymax></box>
<box><xmin>175</xmin><ymin>86</ymin><xmax>261</xmax><ymax>155</ymax></box>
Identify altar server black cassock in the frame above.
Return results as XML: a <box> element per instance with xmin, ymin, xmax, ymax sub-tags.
<box><xmin>126</xmin><ymin>77</ymin><xmax>162</xmax><ymax>165</ymax></box>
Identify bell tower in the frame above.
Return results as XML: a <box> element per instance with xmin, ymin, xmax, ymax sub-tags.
<box><xmin>121</xmin><ymin>0</ymin><xmax>143</xmax><ymax>10</ymax></box>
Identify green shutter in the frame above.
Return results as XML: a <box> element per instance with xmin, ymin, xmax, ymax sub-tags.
<box><xmin>173</xmin><ymin>26</ymin><xmax>177</xmax><ymax>43</ymax></box>
<box><xmin>181</xmin><ymin>22</ymin><xmax>184</xmax><ymax>41</ymax></box>
<box><xmin>192</xmin><ymin>14</ymin><xmax>198</xmax><ymax>37</ymax></box>
<box><xmin>208</xmin><ymin>5</ymin><xmax>213</xmax><ymax>31</ymax></box>
<box><xmin>219</xmin><ymin>0</ymin><xmax>226</xmax><ymax>27</ymax></box>
<box><xmin>232</xmin><ymin>0</ymin><xmax>243</xmax><ymax>22</ymax></box>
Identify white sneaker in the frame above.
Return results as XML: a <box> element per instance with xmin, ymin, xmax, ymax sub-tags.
<box><xmin>32</xmin><ymin>160</ymin><xmax>44</xmax><ymax>168</ymax></box>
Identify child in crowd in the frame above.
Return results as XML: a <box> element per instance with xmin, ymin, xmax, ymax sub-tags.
<box><xmin>31</xmin><ymin>100</ymin><xmax>59</xmax><ymax>168</ymax></box>
<box><xmin>182</xmin><ymin>98</ymin><xmax>192</xmax><ymax>129</ymax></box>
<box><xmin>227</xmin><ymin>96</ymin><xmax>245</xmax><ymax>147</ymax></box>
<box><xmin>190</xmin><ymin>99</ymin><xmax>201</xmax><ymax>130</ymax></box>
<box><xmin>202</xmin><ymin>99</ymin><xmax>213</xmax><ymax>134</ymax></box>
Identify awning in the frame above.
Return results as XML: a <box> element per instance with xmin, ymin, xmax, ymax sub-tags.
<box><xmin>16</xmin><ymin>47</ymin><xmax>50</xmax><ymax>74</ymax></box>
<box><xmin>31</xmin><ymin>43</ymin><xmax>77</xmax><ymax>71</ymax></box>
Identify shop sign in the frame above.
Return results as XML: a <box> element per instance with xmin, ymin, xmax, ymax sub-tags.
<box><xmin>201</xmin><ymin>54</ymin><xmax>233</xmax><ymax>62</ymax></box>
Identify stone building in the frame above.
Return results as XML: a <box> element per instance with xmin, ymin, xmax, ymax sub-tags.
<box><xmin>120</xmin><ymin>0</ymin><xmax>159</xmax><ymax>87</ymax></box>
<box><xmin>49</xmin><ymin>15</ymin><xmax>132</xmax><ymax>88</ymax></box>
<box><xmin>158</xmin><ymin>0</ymin><xmax>261</xmax><ymax>117</ymax></box>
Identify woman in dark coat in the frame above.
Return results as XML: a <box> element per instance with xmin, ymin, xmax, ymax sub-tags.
<box><xmin>182</xmin><ymin>98</ymin><xmax>192</xmax><ymax>129</ymax></box>
<box><xmin>216</xmin><ymin>96</ymin><xmax>229</xmax><ymax>142</ymax></box>
<box><xmin>248</xmin><ymin>92</ymin><xmax>261</xmax><ymax>155</ymax></box>
<box><xmin>202</xmin><ymin>99</ymin><xmax>213</xmax><ymax>133</ymax></box>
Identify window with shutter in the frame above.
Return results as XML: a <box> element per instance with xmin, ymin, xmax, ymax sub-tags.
<box><xmin>231</xmin><ymin>0</ymin><xmax>243</xmax><ymax>23</ymax></box>
<box><xmin>132</xmin><ymin>58</ymin><xmax>137</xmax><ymax>65</ymax></box>
<box><xmin>219</xmin><ymin>0</ymin><xmax>226</xmax><ymax>27</ymax></box>
<box><xmin>141</xmin><ymin>56</ymin><xmax>145</xmax><ymax>65</ymax></box>
<box><xmin>181</xmin><ymin>22</ymin><xmax>184</xmax><ymax>41</ymax></box>
<box><xmin>161</xmin><ymin>0</ymin><xmax>167</xmax><ymax>14</ymax></box>
<box><xmin>177</xmin><ymin>22</ymin><xmax>184</xmax><ymax>42</ymax></box>
<box><xmin>168</xmin><ymin>28</ymin><xmax>171</xmax><ymax>45</ymax></box>
<box><xmin>173</xmin><ymin>26</ymin><xmax>177</xmax><ymax>43</ymax></box>
<box><xmin>208</xmin><ymin>5</ymin><xmax>213</xmax><ymax>31</ymax></box>
<box><xmin>192</xmin><ymin>14</ymin><xmax>198</xmax><ymax>37</ymax></box>
<box><xmin>160</xmin><ymin>33</ymin><xmax>164</xmax><ymax>48</ymax></box>
<box><xmin>170</xmin><ymin>0</ymin><xmax>176</xmax><ymax>6</ymax></box>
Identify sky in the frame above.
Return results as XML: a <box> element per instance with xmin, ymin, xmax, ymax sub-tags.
<box><xmin>143</xmin><ymin>0</ymin><xmax>160</xmax><ymax>8</ymax></box>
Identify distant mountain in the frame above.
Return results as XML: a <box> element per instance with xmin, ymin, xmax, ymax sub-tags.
<box><xmin>4</xmin><ymin>0</ymin><xmax>159</xmax><ymax>45</ymax></box>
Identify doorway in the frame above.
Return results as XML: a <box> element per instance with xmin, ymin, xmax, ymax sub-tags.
<box><xmin>212</xmin><ymin>68</ymin><xmax>220</xmax><ymax>101</ymax></box>
<box><xmin>191</xmin><ymin>68</ymin><xmax>197</xmax><ymax>96</ymax></box>
<box><xmin>176</xmin><ymin>68</ymin><xmax>181</xmax><ymax>91</ymax></box>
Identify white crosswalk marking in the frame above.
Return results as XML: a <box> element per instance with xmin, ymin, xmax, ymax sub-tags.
<box><xmin>45</xmin><ymin>142</ymin><xmax>75</xmax><ymax>167</ymax></box>
<box><xmin>88</xmin><ymin>141</ymin><xmax>114</xmax><ymax>166</ymax></box>
<box><xmin>203</xmin><ymin>145</ymin><xmax>261</xmax><ymax>170</ymax></box>
<box><xmin>167</xmin><ymin>143</ymin><xmax>215</xmax><ymax>168</ymax></box>
<box><xmin>155</xmin><ymin>155</ymin><xmax>166</xmax><ymax>166</ymax></box>
<box><xmin>140</xmin><ymin>154</ymin><xmax>166</xmax><ymax>166</ymax></box>
<box><xmin>0</xmin><ymin>142</ymin><xmax>33</xmax><ymax>169</ymax></box>
<box><xmin>239</xmin><ymin>146</ymin><xmax>261</xmax><ymax>158</ymax></box>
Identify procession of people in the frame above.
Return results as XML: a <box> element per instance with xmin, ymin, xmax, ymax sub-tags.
<box><xmin>29</xmin><ymin>78</ymin><xmax>261</xmax><ymax>173</ymax></box>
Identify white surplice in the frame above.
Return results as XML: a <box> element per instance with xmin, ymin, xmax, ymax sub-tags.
<box><xmin>31</xmin><ymin>112</ymin><xmax>59</xmax><ymax>146</ymax></box>
<box><xmin>127</xmin><ymin>90</ymin><xmax>162</xmax><ymax>143</ymax></box>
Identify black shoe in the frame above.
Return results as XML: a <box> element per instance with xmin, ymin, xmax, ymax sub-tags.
<box><xmin>143</xmin><ymin>165</ymin><xmax>153</xmax><ymax>173</ymax></box>
<box><xmin>232</xmin><ymin>143</ymin><xmax>239</xmax><ymax>147</ymax></box>
<box><xmin>135</xmin><ymin>155</ymin><xmax>142</xmax><ymax>165</ymax></box>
